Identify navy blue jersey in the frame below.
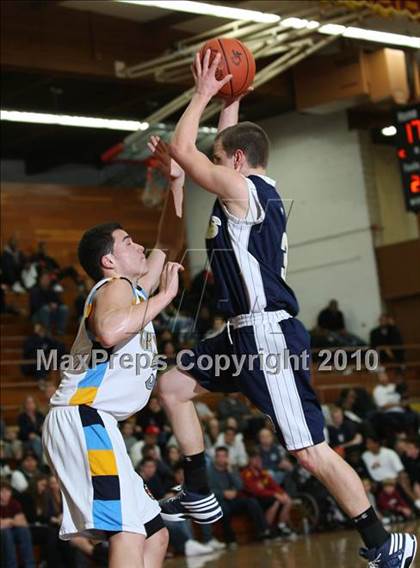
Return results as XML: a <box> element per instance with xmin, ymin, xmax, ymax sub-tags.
<box><xmin>205</xmin><ymin>174</ymin><xmax>299</xmax><ymax>318</ymax></box>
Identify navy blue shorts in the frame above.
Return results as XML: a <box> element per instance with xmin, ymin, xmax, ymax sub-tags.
<box><xmin>179</xmin><ymin>317</ymin><xmax>325</xmax><ymax>451</ymax></box>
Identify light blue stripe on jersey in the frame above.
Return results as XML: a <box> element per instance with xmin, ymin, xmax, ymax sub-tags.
<box><xmin>77</xmin><ymin>362</ymin><xmax>108</xmax><ymax>388</ymax></box>
<box><xmin>92</xmin><ymin>500</ymin><xmax>122</xmax><ymax>531</ymax></box>
<box><xmin>83</xmin><ymin>424</ymin><xmax>113</xmax><ymax>451</ymax></box>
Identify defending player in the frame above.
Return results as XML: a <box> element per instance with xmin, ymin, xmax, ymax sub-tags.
<box><xmin>154</xmin><ymin>50</ymin><xmax>417</xmax><ymax>567</ymax></box>
<box><xmin>42</xmin><ymin>157</ymin><xmax>185</xmax><ymax>568</ymax></box>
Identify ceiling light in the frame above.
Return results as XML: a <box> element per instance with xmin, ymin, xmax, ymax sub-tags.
<box><xmin>382</xmin><ymin>125</ymin><xmax>397</xmax><ymax>136</ymax></box>
<box><xmin>342</xmin><ymin>26</ymin><xmax>420</xmax><ymax>49</ymax></box>
<box><xmin>0</xmin><ymin>110</ymin><xmax>149</xmax><ymax>131</ymax></box>
<box><xmin>116</xmin><ymin>0</ymin><xmax>280</xmax><ymax>22</ymax></box>
<box><xmin>318</xmin><ymin>23</ymin><xmax>346</xmax><ymax>35</ymax></box>
<box><xmin>281</xmin><ymin>17</ymin><xmax>309</xmax><ymax>29</ymax></box>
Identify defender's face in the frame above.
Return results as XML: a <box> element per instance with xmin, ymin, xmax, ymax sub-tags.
<box><xmin>110</xmin><ymin>229</ymin><xmax>147</xmax><ymax>278</ymax></box>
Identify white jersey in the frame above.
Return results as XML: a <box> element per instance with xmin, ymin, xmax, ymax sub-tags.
<box><xmin>50</xmin><ymin>277</ymin><xmax>157</xmax><ymax>421</ymax></box>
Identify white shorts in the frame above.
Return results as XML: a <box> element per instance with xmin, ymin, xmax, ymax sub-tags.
<box><xmin>42</xmin><ymin>405</ymin><xmax>160</xmax><ymax>541</ymax></box>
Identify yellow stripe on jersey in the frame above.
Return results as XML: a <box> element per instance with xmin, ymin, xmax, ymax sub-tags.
<box><xmin>69</xmin><ymin>387</ymin><xmax>98</xmax><ymax>406</ymax></box>
<box><xmin>88</xmin><ymin>450</ymin><xmax>118</xmax><ymax>476</ymax></box>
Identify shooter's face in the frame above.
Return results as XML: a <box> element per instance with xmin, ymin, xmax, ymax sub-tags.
<box><xmin>109</xmin><ymin>229</ymin><xmax>148</xmax><ymax>278</ymax></box>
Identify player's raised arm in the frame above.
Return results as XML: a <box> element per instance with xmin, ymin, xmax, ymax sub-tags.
<box><xmin>169</xmin><ymin>50</ymin><xmax>248</xmax><ymax>208</ymax></box>
<box><xmin>91</xmin><ymin>262</ymin><xmax>183</xmax><ymax>348</ymax></box>
<box><xmin>138</xmin><ymin>136</ymin><xmax>185</xmax><ymax>295</ymax></box>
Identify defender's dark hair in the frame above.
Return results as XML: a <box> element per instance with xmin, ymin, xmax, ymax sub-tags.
<box><xmin>215</xmin><ymin>121</ymin><xmax>270</xmax><ymax>168</ymax></box>
<box><xmin>78</xmin><ymin>222</ymin><xmax>122</xmax><ymax>282</ymax></box>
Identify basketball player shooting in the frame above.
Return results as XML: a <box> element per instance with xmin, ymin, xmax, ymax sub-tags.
<box><xmin>42</xmin><ymin>160</ymin><xmax>185</xmax><ymax>567</ymax></box>
<box><xmin>151</xmin><ymin>50</ymin><xmax>417</xmax><ymax>567</ymax></box>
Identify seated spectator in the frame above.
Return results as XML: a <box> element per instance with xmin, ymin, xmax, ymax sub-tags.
<box><xmin>17</xmin><ymin>396</ymin><xmax>44</xmax><ymax>459</ymax></box>
<box><xmin>130</xmin><ymin>425</ymin><xmax>162</xmax><ymax>468</ymax></box>
<box><xmin>399</xmin><ymin>438</ymin><xmax>420</xmax><ymax>510</ymax></box>
<box><xmin>136</xmin><ymin>396</ymin><xmax>168</xmax><ymax>436</ymax></box>
<box><xmin>2</xmin><ymin>426</ymin><xmax>23</xmax><ymax>461</ymax></box>
<box><xmin>138</xmin><ymin>457</ymin><xmax>166</xmax><ymax>500</ymax></box>
<box><xmin>256</xmin><ymin>428</ymin><xmax>296</xmax><ymax>493</ymax></box>
<box><xmin>164</xmin><ymin>445</ymin><xmax>182</xmax><ymax>471</ymax></box>
<box><xmin>241</xmin><ymin>451</ymin><xmax>294</xmax><ymax>537</ymax></box>
<box><xmin>38</xmin><ymin>382</ymin><xmax>57</xmax><ymax>416</ymax></box>
<box><xmin>372</xmin><ymin>371</ymin><xmax>418</xmax><ymax>438</ymax></box>
<box><xmin>120</xmin><ymin>421</ymin><xmax>137</xmax><ymax>453</ymax></box>
<box><xmin>211</xmin><ymin>426</ymin><xmax>248</xmax><ymax>469</ymax></box>
<box><xmin>194</xmin><ymin>400</ymin><xmax>215</xmax><ymax>423</ymax></box>
<box><xmin>161</xmin><ymin>340</ymin><xmax>177</xmax><ymax>367</ymax></box>
<box><xmin>377</xmin><ymin>479</ymin><xmax>413</xmax><ymax>521</ymax></box>
<box><xmin>327</xmin><ymin>406</ymin><xmax>362</xmax><ymax>457</ymax></box>
<box><xmin>362</xmin><ymin>478</ymin><xmax>382</xmax><ymax>519</ymax></box>
<box><xmin>141</xmin><ymin>444</ymin><xmax>172</xmax><ymax>489</ymax></box>
<box><xmin>74</xmin><ymin>280</ymin><xmax>89</xmax><ymax>322</ymax></box>
<box><xmin>370</xmin><ymin>314</ymin><xmax>405</xmax><ymax>364</ymax></box>
<box><xmin>10</xmin><ymin>452</ymin><xmax>42</xmax><ymax>494</ymax></box>
<box><xmin>0</xmin><ymin>479</ymin><xmax>35</xmax><ymax>568</ymax></box>
<box><xmin>361</xmin><ymin>437</ymin><xmax>419</xmax><ymax>506</ymax></box>
<box><xmin>317</xmin><ymin>299</ymin><xmax>365</xmax><ymax>347</ymax></box>
<box><xmin>21</xmin><ymin>260</ymin><xmax>38</xmax><ymax>291</ymax></box>
<box><xmin>20</xmin><ymin>474</ymin><xmax>76</xmax><ymax>567</ymax></box>
<box><xmin>208</xmin><ymin>446</ymin><xmax>270</xmax><ymax>544</ymax></box>
<box><xmin>1</xmin><ymin>236</ymin><xmax>25</xmax><ymax>294</ymax></box>
<box><xmin>21</xmin><ymin>323</ymin><xmax>66</xmax><ymax>383</ymax></box>
<box><xmin>204</xmin><ymin>314</ymin><xmax>225</xmax><ymax>340</ymax></box>
<box><xmin>204</xmin><ymin>417</ymin><xmax>220</xmax><ymax>450</ymax></box>
<box><xmin>29</xmin><ymin>273</ymin><xmax>69</xmax><ymax>336</ymax></box>
<box><xmin>217</xmin><ymin>393</ymin><xmax>252</xmax><ymax>432</ymax></box>
<box><xmin>338</xmin><ymin>387</ymin><xmax>376</xmax><ymax>423</ymax></box>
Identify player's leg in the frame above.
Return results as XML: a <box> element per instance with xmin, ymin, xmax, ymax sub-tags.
<box><xmin>143</xmin><ymin>527</ymin><xmax>169</xmax><ymax>568</ymax></box>
<box><xmin>158</xmin><ymin>366</ymin><xmax>208</xmax><ymax>457</ymax></box>
<box><xmin>108</xmin><ymin>532</ymin><xmax>145</xmax><ymax>568</ymax></box>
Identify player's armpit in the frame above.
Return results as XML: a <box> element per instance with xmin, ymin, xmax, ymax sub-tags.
<box><xmin>169</xmin><ymin>144</ymin><xmax>249</xmax><ymax>211</ymax></box>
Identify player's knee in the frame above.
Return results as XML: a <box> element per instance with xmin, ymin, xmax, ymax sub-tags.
<box><xmin>290</xmin><ymin>447</ymin><xmax>319</xmax><ymax>475</ymax></box>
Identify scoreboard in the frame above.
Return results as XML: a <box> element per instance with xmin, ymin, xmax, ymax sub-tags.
<box><xmin>395</xmin><ymin>105</ymin><xmax>420</xmax><ymax>212</ymax></box>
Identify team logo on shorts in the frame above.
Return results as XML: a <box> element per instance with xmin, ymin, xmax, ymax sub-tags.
<box><xmin>145</xmin><ymin>372</ymin><xmax>156</xmax><ymax>391</ymax></box>
<box><xmin>206</xmin><ymin>215</ymin><xmax>221</xmax><ymax>239</ymax></box>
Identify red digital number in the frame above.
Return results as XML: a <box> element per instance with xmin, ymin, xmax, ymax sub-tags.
<box><xmin>405</xmin><ymin>119</ymin><xmax>420</xmax><ymax>144</ymax></box>
<box><xmin>410</xmin><ymin>175</ymin><xmax>420</xmax><ymax>194</ymax></box>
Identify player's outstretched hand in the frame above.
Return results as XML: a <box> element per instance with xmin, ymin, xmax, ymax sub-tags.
<box><xmin>192</xmin><ymin>49</ymin><xmax>233</xmax><ymax>100</ymax></box>
<box><xmin>147</xmin><ymin>136</ymin><xmax>185</xmax><ymax>184</ymax></box>
<box><xmin>159</xmin><ymin>262</ymin><xmax>184</xmax><ymax>302</ymax></box>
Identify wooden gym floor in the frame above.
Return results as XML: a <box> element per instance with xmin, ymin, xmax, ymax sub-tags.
<box><xmin>165</xmin><ymin>520</ymin><xmax>419</xmax><ymax>567</ymax></box>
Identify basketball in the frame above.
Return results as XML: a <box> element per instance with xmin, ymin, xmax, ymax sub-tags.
<box><xmin>199</xmin><ymin>37</ymin><xmax>255</xmax><ymax>99</ymax></box>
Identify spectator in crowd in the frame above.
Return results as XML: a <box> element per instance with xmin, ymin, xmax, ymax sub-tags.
<box><xmin>361</xmin><ymin>437</ymin><xmax>419</xmax><ymax>509</ymax></box>
<box><xmin>136</xmin><ymin>396</ymin><xmax>168</xmax><ymax>437</ymax></box>
<box><xmin>2</xmin><ymin>426</ymin><xmax>23</xmax><ymax>461</ymax></box>
<box><xmin>130</xmin><ymin>425</ymin><xmax>162</xmax><ymax>468</ymax></box>
<box><xmin>20</xmin><ymin>474</ymin><xmax>76</xmax><ymax>567</ymax></box>
<box><xmin>38</xmin><ymin>382</ymin><xmax>57</xmax><ymax>416</ymax></box>
<box><xmin>256</xmin><ymin>428</ymin><xmax>296</xmax><ymax>493</ymax></box>
<box><xmin>120</xmin><ymin>421</ymin><xmax>137</xmax><ymax>453</ymax></box>
<box><xmin>29</xmin><ymin>273</ymin><xmax>69</xmax><ymax>336</ymax></box>
<box><xmin>17</xmin><ymin>396</ymin><xmax>44</xmax><ymax>459</ymax></box>
<box><xmin>194</xmin><ymin>399</ymin><xmax>215</xmax><ymax>424</ymax></box>
<box><xmin>204</xmin><ymin>417</ymin><xmax>220</xmax><ymax>450</ymax></box>
<box><xmin>377</xmin><ymin>479</ymin><xmax>413</xmax><ymax>521</ymax></box>
<box><xmin>210</xmin><ymin>426</ymin><xmax>248</xmax><ymax>469</ymax></box>
<box><xmin>0</xmin><ymin>479</ymin><xmax>35</xmax><ymax>568</ymax></box>
<box><xmin>21</xmin><ymin>323</ymin><xmax>66</xmax><ymax>384</ymax></box>
<box><xmin>327</xmin><ymin>406</ymin><xmax>363</xmax><ymax>458</ymax></box>
<box><xmin>1</xmin><ymin>236</ymin><xmax>25</xmax><ymax>293</ymax></box>
<box><xmin>362</xmin><ymin>478</ymin><xmax>381</xmax><ymax>519</ymax></box>
<box><xmin>207</xmin><ymin>447</ymin><xmax>270</xmax><ymax>544</ymax></box>
<box><xmin>370</xmin><ymin>314</ymin><xmax>405</xmax><ymax>364</ymax></box>
<box><xmin>372</xmin><ymin>371</ymin><xmax>418</xmax><ymax>438</ymax></box>
<box><xmin>164</xmin><ymin>445</ymin><xmax>182</xmax><ymax>471</ymax></box>
<box><xmin>10</xmin><ymin>452</ymin><xmax>42</xmax><ymax>494</ymax></box>
<box><xmin>74</xmin><ymin>280</ymin><xmax>89</xmax><ymax>322</ymax></box>
<box><xmin>338</xmin><ymin>387</ymin><xmax>376</xmax><ymax>423</ymax></box>
<box><xmin>317</xmin><ymin>299</ymin><xmax>364</xmax><ymax>347</ymax></box>
<box><xmin>193</xmin><ymin>305</ymin><xmax>213</xmax><ymax>340</ymax></box>
<box><xmin>399</xmin><ymin>438</ymin><xmax>420</xmax><ymax>509</ymax></box>
<box><xmin>137</xmin><ymin>457</ymin><xmax>166</xmax><ymax>500</ymax></box>
<box><xmin>21</xmin><ymin>260</ymin><xmax>38</xmax><ymax>291</ymax></box>
<box><xmin>161</xmin><ymin>340</ymin><xmax>177</xmax><ymax>367</ymax></box>
<box><xmin>241</xmin><ymin>451</ymin><xmax>294</xmax><ymax>537</ymax></box>
<box><xmin>204</xmin><ymin>314</ymin><xmax>225</xmax><ymax>340</ymax></box>
<box><xmin>217</xmin><ymin>393</ymin><xmax>252</xmax><ymax>432</ymax></box>
<box><xmin>31</xmin><ymin>242</ymin><xmax>60</xmax><ymax>274</ymax></box>
<box><xmin>141</xmin><ymin>444</ymin><xmax>172</xmax><ymax>490</ymax></box>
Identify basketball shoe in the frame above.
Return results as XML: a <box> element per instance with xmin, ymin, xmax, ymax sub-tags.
<box><xmin>359</xmin><ymin>533</ymin><xmax>417</xmax><ymax>567</ymax></box>
<box><xmin>160</xmin><ymin>487</ymin><xmax>223</xmax><ymax>524</ymax></box>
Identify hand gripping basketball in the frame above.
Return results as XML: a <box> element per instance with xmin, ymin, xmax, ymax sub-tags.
<box><xmin>192</xmin><ymin>50</ymin><xmax>233</xmax><ymax>101</ymax></box>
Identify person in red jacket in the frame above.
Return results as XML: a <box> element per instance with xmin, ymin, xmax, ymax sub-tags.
<box><xmin>377</xmin><ymin>479</ymin><xmax>413</xmax><ymax>520</ymax></box>
<box><xmin>241</xmin><ymin>450</ymin><xmax>294</xmax><ymax>537</ymax></box>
